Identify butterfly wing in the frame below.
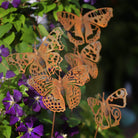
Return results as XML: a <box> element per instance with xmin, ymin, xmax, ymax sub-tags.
<box><xmin>63</xmin><ymin>65</ymin><xmax>90</xmax><ymax>87</ymax></box>
<box><xmin>105</xmin><ymin>88</ymin><xmax>127</xmax><ymax>127</ymax></box>
<box><xmin>106</xmin><ymin>88</ymin><xmax>128</xmax><ymax>108</ymax></box>
<box><xmin>64</xmin><ymin>53</ymin><xmax>82</xmax><ymax>67</ymax></box>
<box><xmin>57</xmin><ymin>11</ymin><xmax>84</xmax><ymax>46</ymax></box>
<box><xmin>6</xmin><ymin>53</ymin><xmax>35</xmax><ymax>74</ymax></box>
<box><xmin>38</xmin><ymin>27</ymin><xmax>64</xmax><ymax>53</ymax></box>
<box><xmin>63</xmin><ymin>65</ymin><xmax>90</xmax><ymax>109</ymax></box>
<box><xmin>87</xmin><ymin>97</ymin><xmax>110</xmax><ymax>129</ymax></box>
<box><xmin>42</xmin><ymin>88</ymin><xmax>65</xmax><ymax>112</ymax></box>
<box><xmin>65</xmin><ymin>85</ymin><xmax>81</xmax><ymax>110</ymax></box>
<box><xmin>81</xmin><ymin>41</ymin><xmax>102</xmax><ymax>78</ymax></box>
<box><xmin>28</xmin><ymin>75</ymin><xmax>65</xmax><ymax>112</ymax></box>
<box><xmin>37</xmin><ymin>27</ymin><xmax>64</xmax><ymax>75</ymax></box>
<box><xmin>83</xmin><ymin>8</ymin><xmax>113</xmax><ymax>43</ymax></box>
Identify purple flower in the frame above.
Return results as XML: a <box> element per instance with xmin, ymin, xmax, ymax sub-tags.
<box><xmin>1</xmin><ymin>1</ymin><xmax>9</xmax><ymax>9</ymax></box>
<box><xmin>12</xmin><ymin>0</ymin><xmax>20</xmax><ymax>8</ymax></box>
<box><xmin>1</xmin><ymin>0</ymin><xmax>20</xmax><ymax>9</ymax></box>
<box><xmin>2</xmin><ymin>90</ymin><xmax>23</xmax><ymax>115</ymax></box>
<box><xmin>0</xmin><ymin>70</ymin><xmax>15</xmax><ymax>87</ymax></box>
<box><xmin>84</xmin><ymin>0</ymin><xmax>96</xmax><ymax>5</ymax></box>
<box><xmin>18</xmin><ymin>74</ymin><xmax>28</xmax><ymax>86</ymax></box>
<box><xmin>23</xmin><ymin>88</ymin><xmax>46</xmax><ymax>112</ymax></box>
<box><xmin>0</xmin><ymin>45</ymin><xmax>9</xmax><ymax>63</ymax></box>
<box><xmin>54</xmin><ymin>131</ymin><xmax>64</xmax><ymax>138</ymax></box>
<box><xmin>16</xmin><ymin>121</ymin><xmax>44</xmax><ymax>138</ymax></box>
<box><xmin>49</xmin><ymin>23</ymin><xmax>55</xmax><ymax>30</ymax></box>
<box><xmin>9</xmin><ymin>107</ymin><xmax>24</xmax><ymax>125</ymax></box>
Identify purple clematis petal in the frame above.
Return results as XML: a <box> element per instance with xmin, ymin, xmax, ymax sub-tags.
<box><xmin>55</xmin><ymin>131</ymin><xmax>63</xmax><ymax>138</ymax></box>
<box><xmin>6</xmin><ymin>106</ymin><xmax>16</xmax><ymax>115</ymax></box>
<box><xmin>33</xmin><ymin>125</ymin><xmax>44</xmax><ymax>136</ymax></box>
<box><xmin>91</xmin><ymin>0</ymin><xmax>96</xmax><ymax>5</ymax></box>
<box><xmin>1</xmin><ymin>47</ymin><xmax>9</xmax><ymax>57</ymax></box>
<box><xmin>0</xmin><ymin>45</ymin><xmax>5</xmax><ymax>49</ymax></box>
<box><xmin>2</xmin><ymin>91</ymin><xmax>12</xmax><ymax>102</ymax></box>
<box><xmin>32</xmin><ymin>102</ymin><xmax>41</xmax><ymax>112</ymax></box>
<box><xmin>1</xmin><ymin>1</ymin><xmax>9</xmax><ymax>9</ymax></box>
<box><xmin>13</xmin><ymin>89</ymin><xmax>22</xmax><ymax>102</ymax></box>
<box><xmin>84</xmin><ymin>0</ymin><xmax>90</xmax><ymax>2</ymax></box>
<box><xmin>26</xmin><ymin>122</ymin><xmax>33</xmax><ymax>128</ymax></box>
<box><xmin>12</xmin><ymin>0</ymin><xmax>21</xmax><ymax>8</ymax></box>
<box><xmin>0</xmin><ymin>56</ymin><xmax>2</xmax><ymax>63</ymax></box>
<box><xmin>3</xmin><ymin>101</ymin><xmax>10</xmax><ymax>111</ymax></box>
<box><xmin>0</xmin><ymin>72</ymin><xmax>3</xmax><ymax>79</ymax></box>
<box><xmin>31</xmin><ymin>133</ymin><xmax>41</xmax><ymax>138</ymax></box>
<box><xmin>20</xmin><ymin>132</ymin><xmax>30</xmax><ymax>138</ymax></box>
<box><xmin>16</xmin><ymin>123</ymin><xmax>27</xmax><ymax>132</ymax></box>
<box><xmin>15</xmin><ymin>104</ymin><xmax>24</xmax><ymax>116</ymax></box>
<box><xmin>10</xmin><ymin>115</ymin><xmax>19</xmax><ymax>125</ymax></box>
<box><xmin>69</xmin><ymin>126</ymin><xmax>79</xmax><ymax>136</ymax></box>
<box><xmin>6</xmin><ymin>70</ymin><xmax>15</xmax><ymax>78</ymax></box>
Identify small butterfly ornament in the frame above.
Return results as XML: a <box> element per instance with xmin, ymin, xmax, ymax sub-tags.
<box><xmin>65</xmin><ymin>41</ymin><xmax>101</xmax><ymax>79</ymax></box>
<box><xmin>87</xmin><ymin>88</ymin><xmax>128</xmax><ymax>130</ymax></box>
<box><xmin>6</xmin><ymin>27</ymin><xmax>64</xmax><ymax>76</ymax></box>
<box><xmin>57</xmin><ymin>8</ymin><xmax>113</xmax><ymax>47</ymax></box>
<box><xmin>28</xmin><ymin>65</ymin><xmax>90</xmax><ymax>112</ymax></box>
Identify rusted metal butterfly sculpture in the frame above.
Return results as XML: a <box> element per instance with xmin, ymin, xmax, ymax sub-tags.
<box><xmin>28</xmin><ymin>65</ymin><xmax>90</xmax><ymax>112</ymax></box>
<box><xmin>6</xmin><ymin>27</ymin><xmax>64</xmax><ymax>76</ymax></box>
<box><xmin>65</xmin><ymin>41</ymin><xmax>101</xmax><ymax>79</ymax></box>
<box><xmin>87</xmin><ymin>88</ymin><xmax>128</xmax><ymax>130</ymax></box>
<box><xmin>57</xmin><ymin>8</ymin><xmax>113</xmax><ymax>47</ymax></box>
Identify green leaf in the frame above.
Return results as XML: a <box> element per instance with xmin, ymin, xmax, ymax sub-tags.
<box><xmin>53</xmin><ymin>4</ymin><xmax>63</xmax><ymax>21</ymax></box>
<box><xmin>68</xmin><ymin>0</ymin><xmax>80</xmax><ymax>9</ymax></box>
<box><xmin>0</xmin><ymin>59</ymin><xmax>9</xmax><ymax>75</ymax></box>
<box><xmin>0</xmin><ymin>7</ymin><xmax>17</xmax><ymax>18</ymax></box>
<box><xmin>70</xmin><ymin>4</ymin><xmax>80</xmax><ymax>16</ymax></box>
<box><xmin>0</xmin><ymin>93</ymin><xmax>4</xmax><ymax>109</ymax></box>
<box><xmin>44</xmin><ymin>3</ymin><xmax>56</xmax><ymax>13</ymax></box>
<box><xmin>43</xmin><ymin>118</ymin><xmax>53</xmax><ymax>124</ymax></box>
<box><xmin>21</xmin><ymin>24</ymin><xmax>36</xmax><ymax>44</ymax></box>
<box><xmin>0</xmin><ymin>23</ymin><xmax>12</xmax><ymax>38</ymax></box>
<box><xmin>134</xmin><ymin>133</ymin><xmax>138</xmax><ymax>138</ymax></box>
<box><xmin>2</xmin><ymin>14</ymin><xmax>15</xmax><ymax>24</ymax></box>
<box><xmin>3</xmin><ymin>32</ymin><xmax>15</xmax><ymax>45</ymax></box>
<box><xmin>65</xmin><ymin>5</ymin><xmax>71</xmax><ymax>13</ymax></box>
<box><xmin>13</xmin><ymin>14</ymin><xmax>25</xmax><ymax>32</ymax></box>
<box><xmin>81</xmin><ymin>4</ymin><xmax>96</xmax><ymax>10</ymax></box>
<box><xmin>1</xmin><ymin>125</ymin><xmax>12</xmax><ymax>138</ymax></box>
<box><xmin>13</xmin><ymin>21</ymin><xmax>22</xmax><ymax>32</ymax></box>
<box><xmin>67</xmin><ymin>117</ymin><xmax>81</xmax><ymax>127</ymax></box>
<box><xmin>80</xmin><ymin>85</ymin><xmax>86</xmax><ymax>94</ymax></box>
<box><xmin>19</xmin><ymin>85</ymin><xmax>29</xmax><ymax>96</ymax></box>
<box><xmin>15</xmin><ymin>41</ymin><xmax>33</xmax><ymax>53</ymax></box>
<box><xmin>38</xmin><ymin>24</ymin><xmax>49</xmax><ymax>37</ymax></box>
<box><xmin>19</xmin><ymin>14</ymin><xmax>25</xmax><ymax>26</ymax></box>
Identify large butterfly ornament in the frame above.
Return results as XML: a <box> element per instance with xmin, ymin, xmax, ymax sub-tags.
<box><xmin>57</xmin><ymin>8</ymin><xmax>113</xmax><ymax>47</ymax></box>
<box><xmin>6</xmin><ymin>27</ymin><xmax>64</xmax><ymax>76</ymax></box>
<box><xmin>28</xmin><ymin>65</ymin><xmax>90</xmax><ymax>112</ymax></box>
<box><xmin>65</xmin><ymin>41</ymin><xmax>101</xmax><ymax>79</ymax></box>
<box><xmin>87</xmin><ymin>88</ymin><xmax>128</xmax><ymax>130</ymax></box>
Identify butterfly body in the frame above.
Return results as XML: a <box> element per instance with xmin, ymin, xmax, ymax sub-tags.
<box><xmin>57</xmin><ymin>8</ymin><xmax>113</xmax><ymax>46</ymax></box>
<box><xmin>65</xmin><ymin>41</ymin><xmax>101</xmax><ymax>79</ymax></box>
<box><xmin>87</xmin><ymin>88</ymin><xmax>128</xmax><ymax>129</ymax></box>
<box><xmin>28</xmin><ymin>65</ymin><xmax>90</xmax><ymax>112</ymax></box>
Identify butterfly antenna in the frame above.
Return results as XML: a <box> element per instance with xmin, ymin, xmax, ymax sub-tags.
<box><xmin>94</xmin><ymin>124</ymin><xmax>99</xmax><ymax>138</ymax></box>
<box><xmin>51</xmin><ymin>112</ymin><xmax>56</xmax><ymax>138</ymax></box>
